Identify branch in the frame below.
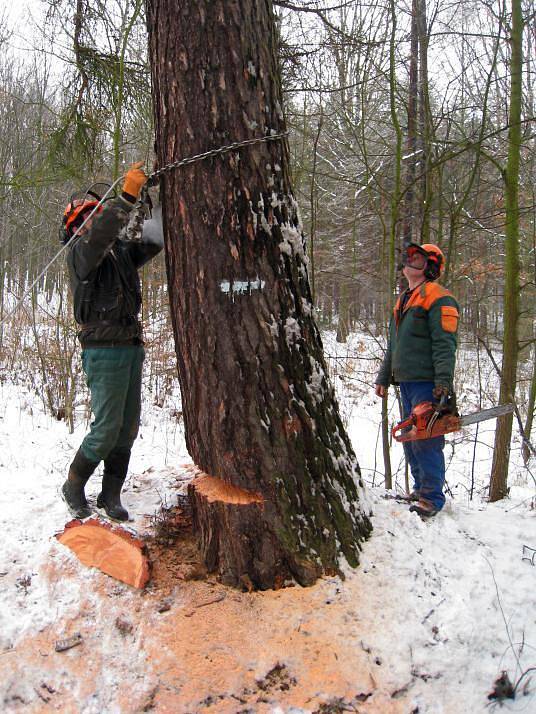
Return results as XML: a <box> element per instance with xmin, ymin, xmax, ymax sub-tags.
<box><xmin>273</xmin><ymin>0</ymin><xmax>380</xmax><ymax>44</ymax></box>
<box><xmin>274</xmin><ymin>0</ymin><xmax>356</xmax><ymax>12</ymax></box>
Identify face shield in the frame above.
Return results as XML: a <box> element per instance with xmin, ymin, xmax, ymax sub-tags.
<box><xmin>402</xmin><ymin>244</ymin><xmax>428</xmax><ymax>270</ymax></box>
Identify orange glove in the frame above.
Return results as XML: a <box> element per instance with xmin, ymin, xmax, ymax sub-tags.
<box><xmin>122</xmin><ymin>161</ymin><xmax>147</xmax><ymax>199</ymax></box>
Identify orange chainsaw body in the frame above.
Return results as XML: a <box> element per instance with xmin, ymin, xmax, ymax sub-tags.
<box><xmin>392</xmin><ymin>401</ymin><xmax>461</xmax><ymax>442</ymax></box>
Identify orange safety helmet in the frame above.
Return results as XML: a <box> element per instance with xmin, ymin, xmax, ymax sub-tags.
<box><xmin>62</xmin><ymin>199</ymin><xmax>100</xmax><ymax>236</ymax></box>
<box><xmin>60</xmin><ymin>184</ymin><xmax>112</xmax><ymax>243</ymax></box>
<box><xmin>405</xmin><ymin>242</ymin><xmax>445</xmax><ymax>280</ymax></box>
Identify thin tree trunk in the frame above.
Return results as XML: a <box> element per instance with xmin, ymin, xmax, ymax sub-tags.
<box><xmin>417</xmin><ymin>0</ymin><xmax>432</xmax><ymax>243</ymax></box>
<box><xmin>402</xmin><ymin>0</ymin><xmax>418</xmax><ymax>246</ymax></box>
<box><xmin>384</xmin><ymin>0</ymin><xmax>404</xmax><ymax>490</ymax></box>
<box><xmin>522</xmin><ymin>346</ymin><xmax>536</xmax><ymax>465</ymax></box>
<box><xmin>489</xmin><ymin>0</ymin><xmax>523</xmax><ymax>501</ymax></box>
<box><xmin>309</xmin><ymin>110</ymin><xmax>323</xmax><ymax>305</ymax></box>
<box><xmin>146</xmin><ymin>0</ymin><xmax>371</xmax><ymax>588</ymax></box>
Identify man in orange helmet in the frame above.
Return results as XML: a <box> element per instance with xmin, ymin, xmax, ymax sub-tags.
<box><xmin>375</xmin><ymin>243</ymin><xmax>459</xmax><ymax>517</ymax></box>
<box><xmin>61</xmin><ymin>163</ymin><xmax>163</xmax><ymax>521</ymax></box>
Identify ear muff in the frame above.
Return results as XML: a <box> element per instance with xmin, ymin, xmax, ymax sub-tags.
<box><xmin>424</xmin><ymin>258</ymin><xmax>441</xmax><ymax>280</ymax></box>
<box><xmin>421</xmin><ymin>243</ymin><xmax>444</xmax><ymax>280</ymax></box>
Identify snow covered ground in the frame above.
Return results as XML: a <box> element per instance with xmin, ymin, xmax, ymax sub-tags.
<box><xmin>0</xmin><ymin>332</ymin><xmax>534</xmax><ymax>713</ymax></box>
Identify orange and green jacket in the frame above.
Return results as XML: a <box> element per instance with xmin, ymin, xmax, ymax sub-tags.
<box><xmin>375</xmin><ymin>281</ymin><xmax>459</xmax><ymax>389</ymax></box>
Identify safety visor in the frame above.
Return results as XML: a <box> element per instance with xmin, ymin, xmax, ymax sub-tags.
<box><xmin>403</xmin><ymin>244</ymin><xmax>427</xmax><ymax>270</ymax></box>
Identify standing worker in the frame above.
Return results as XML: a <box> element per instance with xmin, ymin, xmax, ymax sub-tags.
<box><xmin>375</xmin><ymin>243</ymin><xmax>459</xmax><ymax>517</ymax></box>
<box><xmin>60</xmin><ymin>163</ymin><xmax>163</xmax><ymax>521</ymax></box>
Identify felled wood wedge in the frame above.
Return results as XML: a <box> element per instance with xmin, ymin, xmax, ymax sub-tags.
<box><xmin>56</xmin><ymin>518</ymin><xmax>151</xmax><ymax>589</ymax></box>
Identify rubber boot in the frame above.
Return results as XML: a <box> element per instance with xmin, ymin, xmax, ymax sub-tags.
<box><xmin>96</xmin><ymin>450</ymin><xmax>130</xmax><ymax>521</ymax></box>
<box><xmin>61</xmin><ymin>449</ymin><xmax>99</xmax><ymax>519</ymax></box>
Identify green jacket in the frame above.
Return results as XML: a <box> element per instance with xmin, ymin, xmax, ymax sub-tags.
<box><xmin>67</xmin><ymin>197</ymin><xmax>163</xmax><ymax>347</ymax></box>
<box><xmin>376</xmin><ymin>281</ymin><xmax>459</xmax><ymax>389</ymax></box>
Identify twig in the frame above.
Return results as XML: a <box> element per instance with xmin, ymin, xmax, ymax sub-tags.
<box><xmin>513</xmin><ymin>666</ymin><xmax>536</xmax><ymax>696</ymax></box>
<box><xmin>484</xmin><ymin>557</ymin><xmax>522</xmax><ymax>681</ymax></box>
<box><xmin>477</xmin><ymin>336</ymin><xmax>536</xmax><ymax>464</ymax></box>
<box><xmin>184</xmin><ymin>593</ymin><xmax>226</xmax><ymax>617</ymax></box>
<box><xmin>194</xmin><ymin>594</ymin><xmax>226</xmax><ymax>609</ymax></box>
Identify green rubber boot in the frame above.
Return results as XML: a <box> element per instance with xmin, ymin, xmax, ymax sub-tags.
<box><xmin>96</xmin><ymin>450</ymin><xmax>130</xmax><ymax>521</ymax></box>
<box><xmin>61</xmin><ymin>449</ymin><xmax>99</xmax><ymax>519</ymax></box>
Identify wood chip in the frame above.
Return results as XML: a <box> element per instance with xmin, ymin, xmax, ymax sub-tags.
<box><xmin>55</xmin><ymin>632</ymin><xmax>83</xmax><ymax>652</ymax></box>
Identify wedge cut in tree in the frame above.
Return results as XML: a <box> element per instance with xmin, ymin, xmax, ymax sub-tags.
<box><xmin>146</xmin><ymin>0</ymin><xmax>372</xmax><ymax>589</ymax></box>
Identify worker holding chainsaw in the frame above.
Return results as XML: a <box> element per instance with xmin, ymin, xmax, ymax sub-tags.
<box><xmin>375</xmin><ymin>243</ymin><xmax>459</xmax><ymax>517</ymax></box>
<box><xmin>60</xmin><ymin>162</ymin><xmax>163</xmax><ymax>522</ymax></box>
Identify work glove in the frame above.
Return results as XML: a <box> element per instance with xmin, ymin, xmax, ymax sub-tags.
<box><xmin>122</xmin><ymin>161</ymin><xmax>147</xmax><ymax>201</ymax></box>
<box><xmin>432</xmin><ymin>385</ymin><xmax>450</xmax><ymax>400</ymax></box>
<box><xmin>433</xmin><ymin>386</ymin><xmax>458</xmax><ymax>415</ymax></box>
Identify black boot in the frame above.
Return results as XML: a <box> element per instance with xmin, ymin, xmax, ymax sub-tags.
<box><xmin>61</xmin><ymin>449</ymin><xmax>99</xmax><ymax>519</ymax></box>
<box><xmin>96</xmin><ymin>450</ymin><xmax>130</xmax><ymax>521</ymax></box>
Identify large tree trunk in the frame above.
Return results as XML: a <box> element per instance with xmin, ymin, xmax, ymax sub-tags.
<box><xmin>146</xmin><ymin>0</ymin><xmax>371</xmax><ymax>589</ymax></box>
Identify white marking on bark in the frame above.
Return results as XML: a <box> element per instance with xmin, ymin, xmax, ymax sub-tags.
<box><xmin>220</xmin><ymin>277</ymin><xmax>265</xmax><ymax>300</ymax></box>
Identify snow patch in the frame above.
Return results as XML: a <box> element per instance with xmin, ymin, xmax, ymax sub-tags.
<box><xmin>284</xmin><ymin>317</ymin><xmax>301</xmax><ymax>346</ymax></box>
<box><xmin>279</xmin><ymin>225</ymin><xmax>306</xmax><ymax>260</ymax></box>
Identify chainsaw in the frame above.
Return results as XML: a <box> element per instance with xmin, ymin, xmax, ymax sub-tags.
<box><xmin>392</xmin><ymin>401</ymin><xmax>514</xmax><ymax>442</ymax></box>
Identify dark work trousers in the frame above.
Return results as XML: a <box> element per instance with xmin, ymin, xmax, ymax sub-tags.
<box><xmin>80</xmin><ymin>346</ymin><xmax>145</xmax><ymax>464</ymax></box>
<box><xmin>399</xmin><ymin>381</ymin><xmax>446</xmax><ymax>511</ymax></box>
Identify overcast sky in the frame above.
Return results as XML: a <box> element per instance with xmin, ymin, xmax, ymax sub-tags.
<box><xmin>5</xmin><ymin>0</ymin><xmax>46</xmax><ymax>51</ymax></box>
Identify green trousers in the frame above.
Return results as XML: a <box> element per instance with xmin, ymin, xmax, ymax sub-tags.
<box><xmin>80</xmin><ymin>346</ymin><xmax>145</xmax><ymax>463</ymax></box>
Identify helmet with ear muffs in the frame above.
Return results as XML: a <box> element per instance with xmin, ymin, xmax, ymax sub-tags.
<box><xmin>421</xmin><ymin>243</ymin><xmax>444</xmax><ymax>280</ymax></box>
<box><xmin>59</xmin><ymin>183</ymin><xmax>114</xmax><ymax>244</ymax></box>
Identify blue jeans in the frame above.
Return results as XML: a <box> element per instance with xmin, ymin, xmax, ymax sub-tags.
<box><xmin>80</xmin><ymin>346</ymin><xmax>145</xmax><ymax>463</ymax></box>
<box><xmin>400</xmin><ymin>382</ymin><xmax>445</xmax><ymax>511</ymax></box>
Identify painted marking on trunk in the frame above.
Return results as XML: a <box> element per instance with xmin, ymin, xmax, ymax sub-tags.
<box><xmin>220</xmin><ymin>277</ymin><xmax>265</xmax><ymax>300</ymax></box>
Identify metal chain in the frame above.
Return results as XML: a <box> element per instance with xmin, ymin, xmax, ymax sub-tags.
<box><xmin>127</xmin><ymin>130</ymin><xmax>289</xmax><ymax>240</ymax></box>
<box><xmin>0</xmin><ymin>132</ymin><xmax>288</xmax><ymax>326</ymax></box>
<box><xmin>148</xmin><ymin>131</ymin><xmax>288</xmax><ymax>184</ymax></box>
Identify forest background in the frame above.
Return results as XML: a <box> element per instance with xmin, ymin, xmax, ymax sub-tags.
<box><xmin>0</xmin><ymin>0</ymin><xmax>534</xmax><ymax>498</ymax></box>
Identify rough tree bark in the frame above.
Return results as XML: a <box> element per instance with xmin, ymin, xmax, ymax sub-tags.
<box><xmin>146</xmin><ymin>0</ymin><xmax>372</xmax><ymax>589</ymax></box>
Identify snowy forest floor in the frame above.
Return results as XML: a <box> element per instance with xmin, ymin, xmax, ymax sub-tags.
<box><xmin>0</xmin><ymin>332</ymin><xmax>535</xmax><ymax>713</ymax></box>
